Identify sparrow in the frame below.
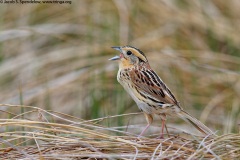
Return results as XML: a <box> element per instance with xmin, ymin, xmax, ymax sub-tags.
<box><xmin>109</xmin><ymin>45</ymin><xmax>215</xmax><ymax>138</ymax></box>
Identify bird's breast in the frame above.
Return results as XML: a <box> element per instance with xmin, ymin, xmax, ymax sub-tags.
<box><xmin>117</xmin><ymin>69</ymin><xmax>140</xmax><ymax>101</ymax></box>
<box><xmin>117</xmin><ymin>69</ymin><xmax>157</xmax><ymax>114</ymax></box>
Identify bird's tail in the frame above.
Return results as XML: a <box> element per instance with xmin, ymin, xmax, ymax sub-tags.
<box><xmin>176</xmin><ymin>110</ymin><xmax>215</xmax><ymax>136</ymax></box>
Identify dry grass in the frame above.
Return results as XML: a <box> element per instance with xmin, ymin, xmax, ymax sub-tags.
<box><xmin>0</xmin><ymin>104</ymin><xmax>239</xmax><ymax>159</ymax></box>
<box><xmin>0</xmin><ymin>1</ymin><xmax>239</xmax><ymax>131</ymax></box>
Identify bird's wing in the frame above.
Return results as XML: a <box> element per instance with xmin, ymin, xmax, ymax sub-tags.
<box><xmin>129</xmin><ymin>68</ymin><xmax>180</xmax><ymax>106</ymax></box>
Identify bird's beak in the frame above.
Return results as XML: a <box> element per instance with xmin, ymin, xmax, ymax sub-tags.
<box><xmin>109</xmin><ymin>46</ymin><xmax>122</xmax><ymax>61</ymax></box>
<box><xmin>111</xmin><ymin>46</ymin><xmax>122</xmax><ymax>52</ymax></box>
<box><xmin>109</xmin><ymin>55</ymin><xmax>120</xmax><ymax>61</ymax></box>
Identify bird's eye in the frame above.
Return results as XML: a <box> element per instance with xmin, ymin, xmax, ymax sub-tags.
<box><xmin>126</xmin><ymin>50</ymin><xmax>132</xmax><ymax>55</ymax></box>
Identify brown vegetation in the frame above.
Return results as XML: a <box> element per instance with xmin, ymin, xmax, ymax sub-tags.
<box><xmin>0</xmin><ymin>0</ymin><xmax>239</xmax><ymax>159</ymax></box>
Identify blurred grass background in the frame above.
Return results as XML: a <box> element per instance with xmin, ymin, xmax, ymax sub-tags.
<box><xmin>0</xmin><ymin>0</ymin><xmax>239</xmax><ymax>135</ymax></box>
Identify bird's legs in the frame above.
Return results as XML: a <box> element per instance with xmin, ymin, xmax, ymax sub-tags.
<box><xmin>137</xmin><ymin>113</ymin><xmax>153</xmax><ymax>138</ymax></box>
<box><xmin>159</xmin><ymin>114</ymin><xmax>167</xmax><ymax>139</ymax></box>
<box><xmin>165</xmin><ymin>124</ymin><xmax>170</xmax><ymax>138</ymax></box>
<box><xmin>159</xmin><ymin>119</ymin><xmax>165</xmax><ymax>139</ymax></box>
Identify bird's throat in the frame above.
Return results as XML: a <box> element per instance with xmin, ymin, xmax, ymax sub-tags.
<box><xmin>118</xmin><ymin>58</ymin><xmax>134</xmax><ymax>70</ymax></box>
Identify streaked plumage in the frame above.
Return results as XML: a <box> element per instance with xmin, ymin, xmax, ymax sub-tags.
<box><xmin>109</xmin><ymin>46</ymin><xmax>215</xmax><ymax>138</ymax></box>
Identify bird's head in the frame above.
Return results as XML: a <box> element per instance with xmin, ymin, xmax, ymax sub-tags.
<box><xmin>109</xmin><ymin>46</ymin><xmax>148</xmax><ymax>68</ymax></box>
